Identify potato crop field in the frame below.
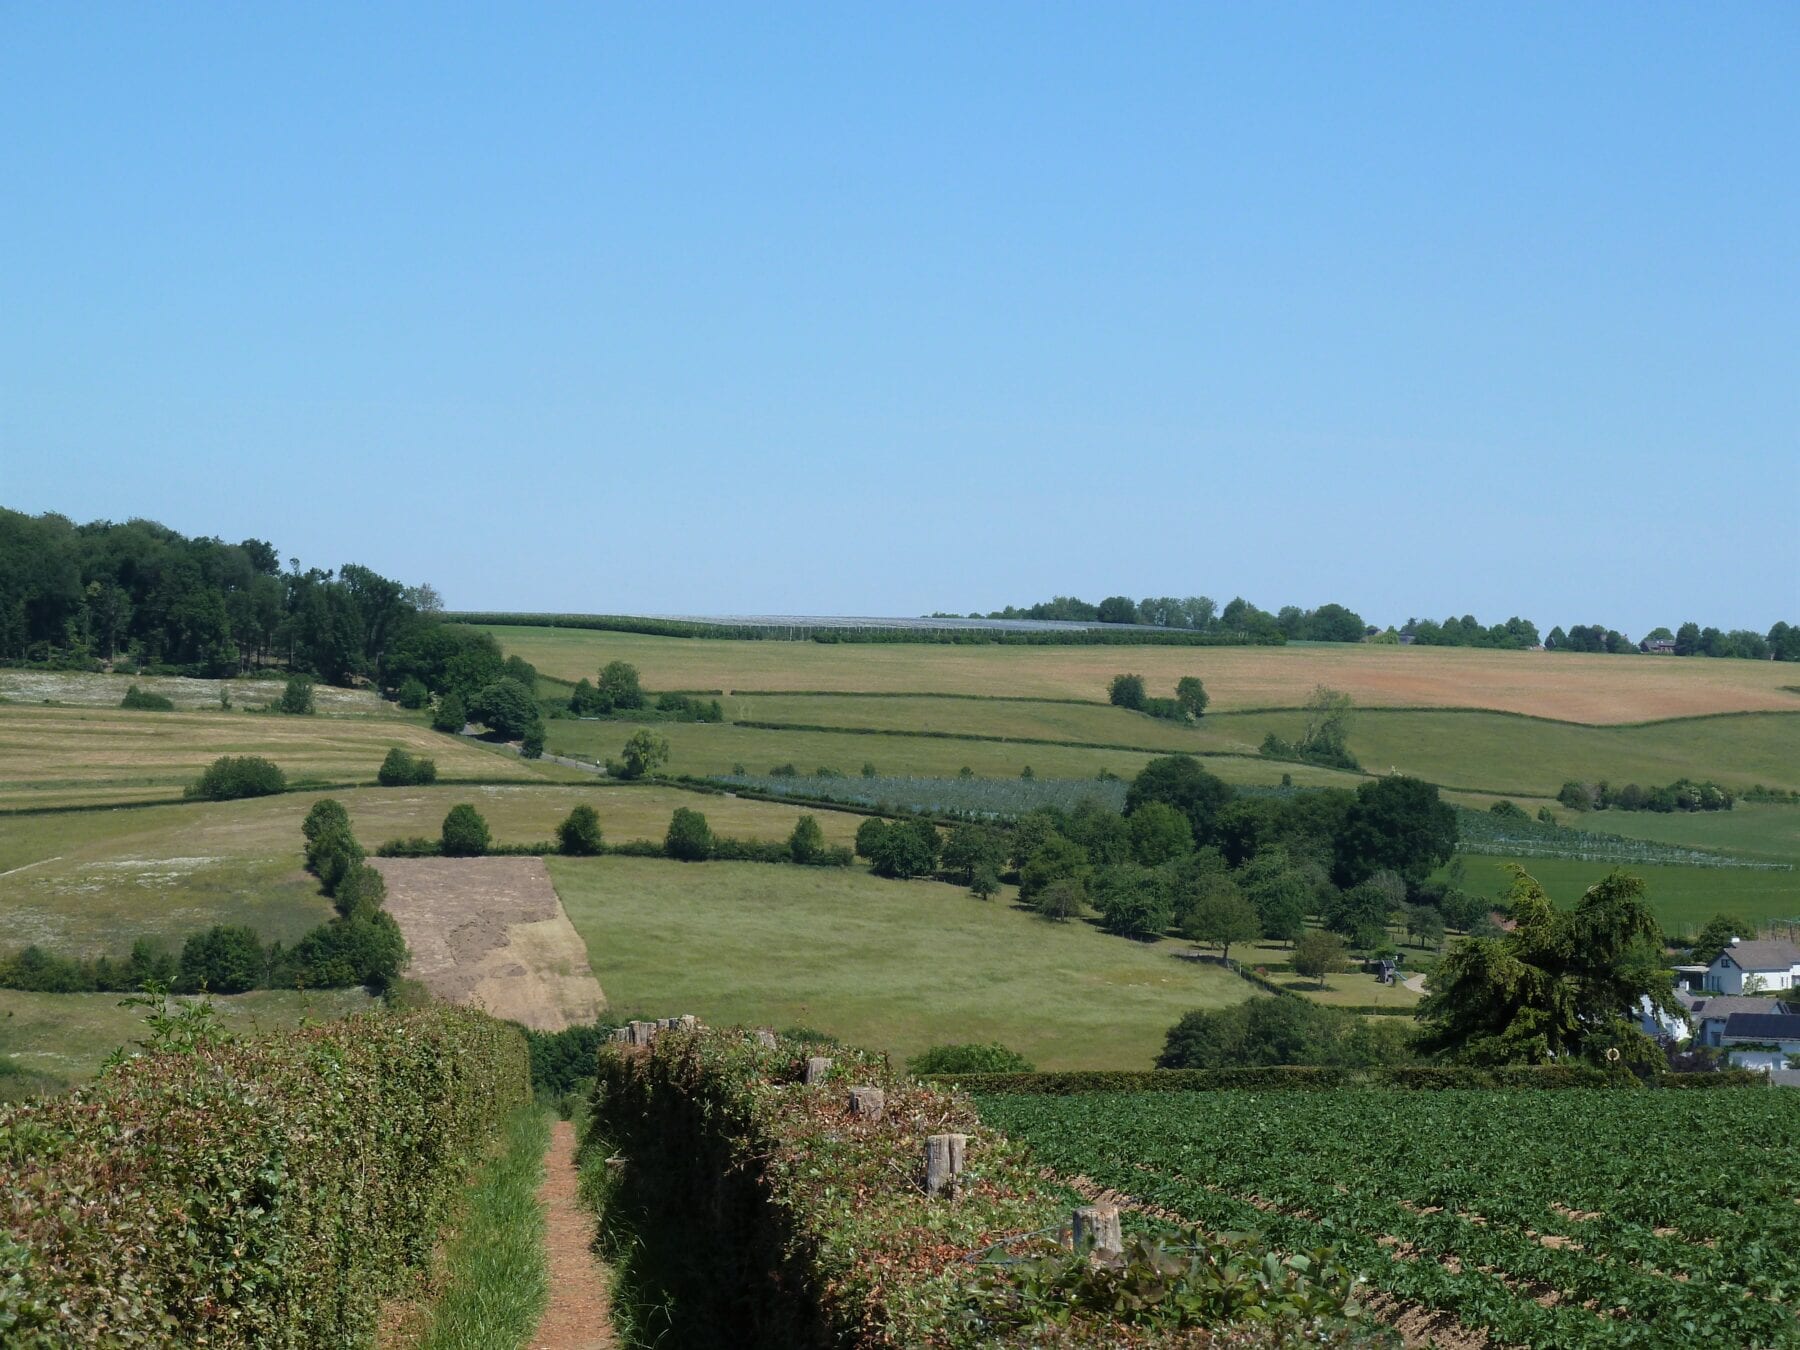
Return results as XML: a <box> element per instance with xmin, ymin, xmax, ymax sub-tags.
<box><xmin>978</xmin><ymin>1088</ymin><xmax>1800</xmax><ymax>1348</ymax></box>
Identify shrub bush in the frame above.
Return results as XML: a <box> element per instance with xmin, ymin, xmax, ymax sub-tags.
<box><xmin>442</xmin><ymin>804</ymin><xmax>492</xmax><ymax>857</ymax></box>
<box><xmin>302</xmin><ymin>796</ymin><xmax>350</xmax><ymax>845</ymax></box>
<box><xmin>119</xmin><ymin>684</ymin><xmax>174</xmax><ymax>711</ymax></box>
<box><xmin>331</xmin><ymin>862</ymin><xmax>388</xmax><ymax>918</ymax></box>
<box><xmin>307</xmin><ymin>826</ymin><xmax>365</xmax><ymax>895</ymax></box>
<box><xmin>788</xmin><ymin>813</ymin><xmax>825</xmax><ymax>864</ymax></box>
<box><xmin>278</xmin><ymin>674</ymin><xmax>315</xmax><ymax>715</ymax></box>
<box><xmin>186</xmin><ymin>755</ymin><xmax>286</xmax><ymax>801</ymax></box>
<box><xmin>378</xmin><ymin>747</ymin><xmax>438</xmax><ymax>786</ymax></box>
<box><xmin>0</xmin><ymin>1007</ymin><xmax>527</xmax><ymax>1345</ymax></box>
<box><xmin>905</xmin><ymin>1042</ymin><xmax>1035</xmax><ymax>1075</ymax></box>
<box><xmin>395</xmin><ymin>676</ymin><xmax>431</xmax><ymax>709</ymax></box>
<box><xmin>665</xmin><ymin>807</ymin><xmax>713</xmax><ymax>861</ymax></box>
<box><xmin>176</xmin><ymin>925</ymin><xmax>266</xmax><ymax>994</ymax></box>
<box><xmin>432</xmin><ymin>691</ymin><xmax>469</xmax><ymax>733</ymax></box>
<box><xmin>557</xmin><ymin>804</ymin><xmax>605</xmax><ymax>855</ymax></box>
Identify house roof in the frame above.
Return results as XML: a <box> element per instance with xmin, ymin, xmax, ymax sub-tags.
<box><xmin>1714</xmin><ymin>940</ymin><xmax>1800</xmax><ymax>973</ymax></box>
<box><xmin>1721</xmin><ymin>1013</ymin><xmax>1800</xmax><ymax>1042</ymax></box>
<box><xmin>1690</xmin><ymin>996</ymin><xmax>1792</xmax><ymax>1020</ymax></box>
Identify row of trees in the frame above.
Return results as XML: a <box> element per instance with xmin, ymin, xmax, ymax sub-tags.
<box><xmin>0</xmin><ymin>508</ymin><xmax>435</xmax><ymax>680</ymax></box>
<box><xmin>1545</xmin><ymin>620</ymin><xmax>1800</xmax><ymax>660</ymax></box>
<box><xmin>1557</xmin><ymin>778</ymin><xmax>1735</xmax><ymax>814</ymax></box>
<box><xmin>1107</xmin><ymin>673</ymin><xmax>1208</xmax><ymax>720</ymax></box>
<box><xmin>969</xmin><ymin>589</ymin><xmax>1797</xmax><ymax>661</ymax></box>
<box><xmin>975</xmin><ymin>595</ymin><xmax>1366</xmax><ymax>641</ymax></box>
<box><xmin>1397</xmin><ymin>615</ymin><xmax>1540</xmax><ymax>649</ymax></box>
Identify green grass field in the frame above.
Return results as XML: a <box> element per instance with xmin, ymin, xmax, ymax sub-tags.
<box><xmin>550</xmin><ymin>855</ymin><xmax>1249</xmax><ymax>1069</ymax></box>
<box><xmin>0</xmin><ymin>783</ymin><xmax>871</xmax><ymax>956</ymax></box>
<box><xmin>544</xmin><ymin>716</ymin><xmax>1360</xmax><ymax>790</ymax></box>
<box><xmin>0</xmin><ymin>987</ymin><xmax>376</xmax><ymax>1087</ymax></box>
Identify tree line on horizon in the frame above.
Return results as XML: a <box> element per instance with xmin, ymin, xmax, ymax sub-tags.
<box><xmin>956</xmin><ymin>592</ymin><xmax>1798</xmax><ymax>660</ymax></box>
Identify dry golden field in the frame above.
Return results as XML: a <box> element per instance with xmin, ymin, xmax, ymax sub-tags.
<box><xmin>472</xmin><ymin>625</ymin><xmax>1800</xmax><ymax>724</ymax></box>
<box><xmin>0</xmin><ymin>704</ymin><xmax>584</xmax><ymax>809</ymax></box>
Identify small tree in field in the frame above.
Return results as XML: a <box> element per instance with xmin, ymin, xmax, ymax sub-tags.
<box><xmin>557</xmin><ymin>804</ymin><xmax>604</xmax><ymax>856</ymax></box>
<box><xmin>1293</xmin><ymin>930</ymin><xmax>1349</xmax><ymax>990</ymax></box>
<box><xmin>616</xmin><ymin>730</ymin><xmax>670</xmax><ymax>780</ymax></box>
<box><xmin>665</xmin><ymin>807</ymin><xmax>713</xmax><ymax>861</ymax></box>
<box><xmin>303</xmin><ymin>798</ymin><xmax>350</xmax><ymax>846</ymax></box>
<box><xmin>441</xmin><ymin>804</ymin><xmax>491</xmax><ymax>857</ymax></box>
<box><xmin>279</xmin><ymin>675</ymin><xmax>315</xmax><ymax>715</ymax></box>
<box><xmin>1108</xmin><ymin>673</ymin><xmax>1147</xmax><ymax>710</ymax></box>
<box><xmin>1184</xmin><ymin>888</ymin><xmax>1260</xmax><ymax>964</ymax></box>
<box><xmin>788</xmin><ymin>814</ymin><xmax>825</xmax><ymax>864</ymax></box>
<box><xmin>1034</xmin><ymin>876</ymin><xmax>1087</xmax><ymax>922</ymax></box>
<box><xmin>970</xmin><ymin>864</ymin><xmax>1002</xmax><ymax>901</ymax></box>
<box><xmin>1175</xmin><ymin>676</ymin><xmax>1209</xmax><ymax>718</ymax></box>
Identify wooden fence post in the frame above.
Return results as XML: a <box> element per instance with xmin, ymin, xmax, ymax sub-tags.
<box><xmin>924</xmin><ymin>1133</ymin><xmax>967</xmax><ymax>1197</ymax></box>
<box><xmin>1072</xmin><ymin>1205</ymin><xmax>1123</xmax><ymax>1255</ymax></box>
<box><xmin>804</xmin><ymin>1056</ymin><xmax>833</xmax><ymax>1085</ymax></box>
<box><xmin>752</xmin><ymin>1029</ymin><xmax>778</xmax><ymax>1049</ymax></box>
<box><xmin>848</xmin><ymin>1086</ymin><xmax>885</xmax><ymax>1121</ymax></box>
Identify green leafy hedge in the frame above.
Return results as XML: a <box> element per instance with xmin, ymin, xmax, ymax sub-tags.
<box><xmin>583</xmin><ymin>1028</ymin><xmax>1373</xmax><ymax>1347</ymax></box>
<box><xmin>935</xmin><ymin>1066</ymin><xmax>1772</xmax><ymax>1094</ymax></box>
<box><xmin>0</xmin><ymin>1005</ymin><xmax>528</xmax><ymax>1347</ymax></box>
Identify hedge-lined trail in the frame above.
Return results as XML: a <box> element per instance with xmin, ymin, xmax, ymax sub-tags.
<box><xmin>530</xmin><ymin>1120</ymin><xmax>618</xmax><ymax>1350</ymax></box>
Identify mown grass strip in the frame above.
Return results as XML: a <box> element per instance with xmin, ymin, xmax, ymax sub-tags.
<box><xmin>416</xmin><ymin>1106</ymin><xmax>552</xmax><ymax>1350</ymax></box>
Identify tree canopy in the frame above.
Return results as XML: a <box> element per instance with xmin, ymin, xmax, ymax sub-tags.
<box><xmin>1415</xmin><ymin>867</ymin><xmax>1675</xmax><ymax>1068</ymax></box>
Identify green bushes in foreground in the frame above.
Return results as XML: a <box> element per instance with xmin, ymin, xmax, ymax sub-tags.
<box><xmin>0</xmin><ymin>1005</ymin><xmax>528</xmax><ymax>1348</ymax></box>
<box><xmin>119</xmin><ymin>683</ymin><xmax>175</xmax><ymax>710</ymax></box>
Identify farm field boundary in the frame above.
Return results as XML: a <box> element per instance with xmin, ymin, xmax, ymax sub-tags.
<box><xmin>941</xmin><ymin>1067</ymin><xmax>1767</xmax><ymax>1094</ymax></box>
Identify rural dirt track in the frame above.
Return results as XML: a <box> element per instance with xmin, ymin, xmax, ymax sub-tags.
<box><xmin>374</xmin><ymin>856</ymin><xmax>606</xmax><ymax>1031</ymax></box>
<box><xmin>530</xmin><ymin>1120</ymin><xmax>617</xmax><ymax>1350</ymax></box>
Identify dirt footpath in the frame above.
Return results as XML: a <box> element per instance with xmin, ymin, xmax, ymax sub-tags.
<box><xmin>374</xmin><ymin>857</ymin><xmax>606</xmax><ymax>1031</ymax></box>
<box><xmin>529</xmin><ymin>1120</ymin><xmax>617</xmax><ymax>1350</ymax></box>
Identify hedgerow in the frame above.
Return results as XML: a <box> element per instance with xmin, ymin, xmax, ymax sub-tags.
<box><xmin>583</xmin><ymin>1027</ymin><xmax>1376</xmax><ymax>1348</ymax></box>
<box><xmin>930</xmin><ymin>1066</ymin><xmax>1770</xmax><ymax>1095</ymax></box>
<box><xmin>0</xmin><ymin>1005</ymin><xmax>527</xmax><ymax>1348</ymax></box>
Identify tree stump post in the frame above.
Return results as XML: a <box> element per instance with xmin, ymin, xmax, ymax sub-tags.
<box><xmin>678</xmin><ymin>1014</ymin><xmax>700</xmax><ymax>1032</ymax></box>
<box><xmin>628</xmin><ymin>1020</ymin><xmax>656</xmax><ymax>1047</ymax></box>
<box><xmin>752</xmin><ymin>1029</ymin><xmax>778</xmax><ymax>1049</ymax></box>
<box><xmin>848</xmin><ymin>1086</ymin><xmax>885</xmax><ymax>1121</ymax></box>
<box><xmin>804</xmin><ymin>1055</ymin><xmax>833</xmax><ymax>1085</ymax></box>
<box><xmin>1072</xmin><ymin>1205</ymin><xmax>1123</xmax><ymax>1255</ymax></box>
<box><xmin>924</xmin><ymin>1133</ymin><xmax>967</xmax><ymax>1197</ymax></box>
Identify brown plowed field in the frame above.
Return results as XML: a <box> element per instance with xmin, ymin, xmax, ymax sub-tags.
<box><xmin>374</xmin><ymin>856</ymin><xmax>605</xmax><ymax>1031</ymax></box>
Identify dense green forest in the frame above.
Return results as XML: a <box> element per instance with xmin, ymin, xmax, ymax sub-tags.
<box><xmin>0</xmin><ymin>507</ymin><xmax>494</xmax><ymax>686</ymax></box>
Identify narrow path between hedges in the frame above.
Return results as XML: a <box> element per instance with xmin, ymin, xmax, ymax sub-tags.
<box><xmin>529</xmin><ymin>1120</ymin><xmax>618</xmax><ymax>1350</ymax></box>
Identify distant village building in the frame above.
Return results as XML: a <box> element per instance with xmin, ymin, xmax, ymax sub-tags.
<box><xmin>1642</xmin><ymin>637</ymin><xmax>1678</xmax><ymax>654</ymax></box>
<box><xmin>1704</xmin><ymin>938</ymin><xmax>1800</xmax><ymax>995</ymax></box>
<box><xmin>1719</xmin><ymin>1012</ymin><xmax>1800</xmax><ymax>1074</ymax></box>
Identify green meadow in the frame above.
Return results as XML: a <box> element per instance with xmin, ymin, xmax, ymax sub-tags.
<box><xmin>552</xmin><ymin>855</ymin><xmax>1248</xmax><ymax>1070</ymax></box>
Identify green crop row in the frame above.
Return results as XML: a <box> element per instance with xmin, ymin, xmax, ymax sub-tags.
<box><xmin>976</xmin><ymin>1089</ymin><xmax>1800</xmax><ymax>1348</ymax></box>
<box><xmin>0</xmin><ymin>1004</ymin><xmax>529</xmax><ymax>1347</ymax></box>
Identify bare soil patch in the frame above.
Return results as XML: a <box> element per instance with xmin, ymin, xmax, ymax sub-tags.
<box><xmin>375</xmin><ymin>857</ymin><xmax>605</xmax><ymax>1031</ymax></box>
<box><xmin>529</xmin><ymin>1120</ymin><xmax>617</xmax><ymax>1350</ymax></box>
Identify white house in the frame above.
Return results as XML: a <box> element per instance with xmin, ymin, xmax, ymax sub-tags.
<box><xmin>1720</xmin><ymin>1011</ymin><xmax>1800</xmax><ymax>1074</ymax></box>
<box><xmin>1636</xmin><ymin>994</ymin><xmax>1690</xmax><ymax>1043</ymax></box>
<box><xmin>1703</xmin><ymin>938</ymin><xmax>1800</xmax><ymax>995</ymax></box>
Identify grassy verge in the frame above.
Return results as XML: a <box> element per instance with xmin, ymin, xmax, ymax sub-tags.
<box><xmin>416</xmin><ymin>1107</ymin><xmax>552</xmax><ymax>1350</ymax></box>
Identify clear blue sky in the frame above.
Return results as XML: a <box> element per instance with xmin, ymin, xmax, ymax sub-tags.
<box><xmin>3</xmin><ymin>4</ymin><xmax>1795</xmax><ymax>634</ymax></box>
